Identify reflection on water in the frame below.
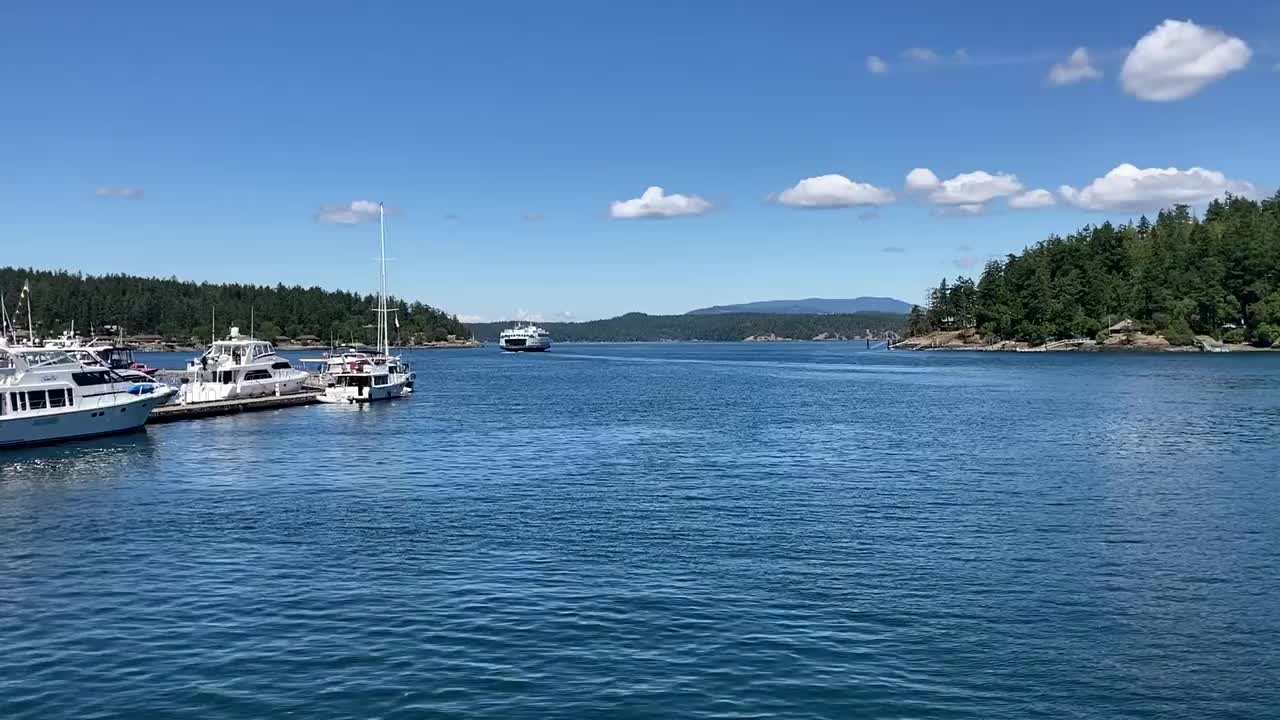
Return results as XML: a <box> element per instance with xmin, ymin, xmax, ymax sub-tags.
<box><xmin>2</xmin><ymin>344</ymin><xmax>1279</xmax><ymax>719</ymax></box>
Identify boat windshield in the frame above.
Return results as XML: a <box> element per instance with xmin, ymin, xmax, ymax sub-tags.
<box><xmin>18</xmin><ymin>350</ymin><xmax>78</xmax><ymax>369</ymax></box>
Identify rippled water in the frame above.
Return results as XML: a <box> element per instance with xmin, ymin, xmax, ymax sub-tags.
<box><xmin>3</xmin><ymin>344</ymin><xmax>1278</xmax><ymax>719</ymax></box>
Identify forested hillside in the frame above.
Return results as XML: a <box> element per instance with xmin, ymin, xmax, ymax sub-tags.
<box><xmin>468</xmin><ymin>312</ymin><xmax>906</xmax><ymax>342</ymax></box>
<box><xmin>0</xmin><ymin>267</ymin><xmax>469</xmax><ymax>343</ymax></box>
<box><xmin>910</xmin><ymin>193</ymin><xmax>1280</xmax><ymax>346</ymax></box>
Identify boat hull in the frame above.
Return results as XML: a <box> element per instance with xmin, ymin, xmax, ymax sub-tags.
<box><xmin>499</xmin><ymin>343</ymin><xmax>551</xmax><ymax>352</ymax></box>
<box><xmin>0</xmin><ymin>391</ymin><xmax>170</xmax><ymax>449</ymax></box>
<box><xmin>318</xmin><ymin>378</ymin><xmax>409</xmax><ymax>404</ymax></box>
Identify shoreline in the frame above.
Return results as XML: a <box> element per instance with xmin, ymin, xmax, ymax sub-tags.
<box><xmin>891</xmin><ymin>330</ymin><xmax>1275</xmax><ymax>353</ymax></box>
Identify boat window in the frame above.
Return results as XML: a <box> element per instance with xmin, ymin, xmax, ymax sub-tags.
<box><xmin>271</xmin><ymin>361</ymin><xmax>293</xmax><ymax>370</ymax></box>
<box><xmin>243</xmin><ymin>369</ymin><xmax>272</xmax><ymax>381</ymax></box>
<box><xmin>72</xmin><ymin>371</ymin><xmax>113</xmax><ymax>386</ymax></box>
<box><xmin>220</xmin><ymin>371</ymin><xmax>236</xmax><ymax>384</ymax></box>
<box><xmin>27</xmin><ymin>391</ymin><xmax>48</xmax><ymax>410</ymax></box>
<box><xmin>49</xmin><ymin>389</ymin><xmax>67</xmax><ymax>408</ymax></box>
<box><xmin>0</xmin><ymin>393</ymin><xmax>6</xmax><ymax>415</ymax></box>
<box><xmin>0</xmin><ymin>351</ymin><xmax>12</xmax><ymax>369</ymax></box>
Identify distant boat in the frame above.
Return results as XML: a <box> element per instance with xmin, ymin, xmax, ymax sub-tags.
<box><xmin>0</xmin><ymin>341</ymin><xmax>174</xmax><ymax>448</ymax></box>
<box><xmin>499</xmin><ymin>323</ymin><xmax>553</xmax><ymax>352</ymax></box>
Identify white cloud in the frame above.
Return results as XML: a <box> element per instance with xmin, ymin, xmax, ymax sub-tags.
<box><xmin>954</xmin><ymin>48</ymin><xmax>971</xmax><ymax>62</ymax></box>
<box><xmin>457</xmin><ymin>313</ymin><xmax>485</xmax><ymax>324</ymax></box>
<box><xmin>1059</xmin><ymin>163</ymin><xmax>1257</xmax><ymax>211</ymax></box>
<box><xmin>1048</xmin><ymin>47</ymin><xmax>1102</xmax><ymax>86</ymax></box>
<box><xmin>514</xmin><ymin>308</ymin><xmax>544</xmax><ymax>322</ymax></box>
<box><xmin>934</xmin><ymin>204</ymin><xmax>987</xmax><ymax>217</ymax></box>
<box><xmin>95</xmin><ymin>186</ymin><xmax>143</xmax><ymax>199</ymax></box>
<box><xmin>609</xmin><ymin>186</ymin><xmax>712</xmax><ymax>219</ymax></box>
<box><xmin>1008</xmin><ymin>189</ymin><xmax>1058</xmax><ymax>209</ymax></box>
<box><xmin>912</xmin><ymin>169</ymin><xmax>1023</xmax><ymax>205</ymax></box>
<box><xmin>903</xmin><ymin>47</ymin><xmax>940</xmax><ymax>63</ymax></box>
<box><xmin>775</xmin><ymin>174</ymin><xmax>895</xmax><ymax>208</ymax></box>
<box><xmin>866</xmin><ymin>55</ymin><xmax>889</xmax><ymax>75</ymax></box>
<box><xmin>1120</xmin><ymin>19</ymin><xmax>1251</xmax><ymax>101</ymax></box>
<box><xmin>905</xmin><ymin>168</ymin><xmax>940</xmax><ymax>192</ymax></box>
<box><xmin>316</xmin><ymin>200</ymin><xmax>383</xmax><ymax>225</ymax></box>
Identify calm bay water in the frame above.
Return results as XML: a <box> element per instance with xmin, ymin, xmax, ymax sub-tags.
<box><xmin>2</xmin><ymin>343</ymin><xmax>1278</xmax><ymax>719</ymax></box>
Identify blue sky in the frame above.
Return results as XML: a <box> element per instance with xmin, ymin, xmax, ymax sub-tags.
<box><xmin>2</xmin><ymin>1</ymin><xmax>1278</xmax><ymax>321</ymax></box>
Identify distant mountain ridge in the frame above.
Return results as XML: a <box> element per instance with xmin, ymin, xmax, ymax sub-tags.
<box><xmin>686</xmin><ymin>297</ymin><xmax>912</xmax><ymax>316</ymax></box>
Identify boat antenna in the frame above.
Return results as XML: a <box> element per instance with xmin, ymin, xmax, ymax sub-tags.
<box><xmin>211</xmin><ymin>306</ymin><xmax>216</xmax><ymax>346</ymax></box>
<box><xmin>250</xmin><ymin>305</ymin><xmax>255</xmax><ymax>339</ymax></box>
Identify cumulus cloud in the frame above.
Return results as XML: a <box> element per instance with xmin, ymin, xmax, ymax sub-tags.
<box><xmin>907</xmin><ymin>169</ymin><xmax>1023</xmax><ymax>206</ymax></box>
<box><xmin>903</xmin><ymin>47</ymin><xmax>940</xmax><ymax>63</ymax></box>
<box><xmin>514</xmin><ymin>308</ymin><xmax>544</xmax><ymax>322</ymax></box>
<box><xmin>882</xmin><ymin>245</ymin><xmax>907</xmax><ymax>253</ymax></box>
<box><xmin>905</xmin><ymin>168</ymin><xmax>940</xmax><ymax>192</ymax></box>
<box><xmin>1048</xmin><ymin>47</ymin><xmax>1103</xmax><ymax>86</ymax></box>
<box><xmin>1058</xmin><ymin>163</ymin><xmax>1257</xmax><ymax>211</ymax></box>
<box><xmin>95</xmin><ymin>186</ymin><xmax>144</xmax><ymax>199</ymax></box>
<box><xmin>866</xmin><ymin>55</ymin><xmax>889</xmax><ymax>75</ymax></box>
<box><xmin>1008</xmin><ymin>189</ymin><xmax>1058</xmax><ymax>209</ymax></box>
<box><xmin>775</xmin><ymin>174</ymin><xmax>895</xmax><ymax>208</ymax></box>
<box><xmin>609</xmin><ymin>186</ymin><xmax>712</xmax><ymax>219</ymax></box>
<box><xmin>316</xmin><ymin>200</ymin><xmax>384</xmax><ymax>225</ymax></box>
<box><xmin>457</xmin><ymin>313</ymin><xmax>485</xmax><ymax>324</ymax></box>
<box><xmin>1120</xmin><ymin>19</ymin><xmax>1251</xmax><ymax>101</ymax></box>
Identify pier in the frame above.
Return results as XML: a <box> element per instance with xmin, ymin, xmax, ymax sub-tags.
<box><xmin>149</xmin><ymin>392</ymin><xmax>322</xmax><ymax>424</ymax></box>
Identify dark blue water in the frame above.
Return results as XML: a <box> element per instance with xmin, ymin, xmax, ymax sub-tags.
<box><xmin>3</xmin><ymin>344</ymin><xmax>1278</xmax><ymax>719</ymax></box>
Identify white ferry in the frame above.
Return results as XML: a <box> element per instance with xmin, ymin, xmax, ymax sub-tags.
<box><xmin>178</xmin><ymin>328</ymin><xmax>309</xmax><ymax>404</ymax></box>
<box><xmin>499</xmin><ymin>323</ymin><xmax>552</xmax><ymax>352</ymax></box>
<box><xmin>0</xmin><ymin>342</ymin><xmax>174</xmax><ymax>448</ymax></box>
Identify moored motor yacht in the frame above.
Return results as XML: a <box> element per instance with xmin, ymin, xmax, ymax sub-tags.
<box><xmin>0</xmin><ymin>341</ymin><xmax>174</xmax><ymax>448</ymax></box>
<box><xmin>177</xmin><ymin>328</ymin><xmax>309</xmax><ymax>404</ymax></box>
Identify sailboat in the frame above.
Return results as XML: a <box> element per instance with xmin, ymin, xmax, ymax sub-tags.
<box><xmin>317</xmin><ymin>202</ymin><xmax>411</xmax><ymax>404</ymax></box>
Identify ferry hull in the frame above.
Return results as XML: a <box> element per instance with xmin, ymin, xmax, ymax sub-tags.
<box><xmin>499</xmin><ymin>342</ymin><xmax>551</xmax><ymax>352</ymax></box>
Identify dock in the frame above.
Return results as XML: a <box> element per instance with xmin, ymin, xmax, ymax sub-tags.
<box><xmin>149</xmin><ymin>392</ymin><xmax>322</xmax><ymax>423</ymax></box>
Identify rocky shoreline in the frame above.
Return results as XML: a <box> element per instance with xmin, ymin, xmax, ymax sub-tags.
<box><xmin>891</xmin><ymin>329</ymin><xmax>1272</xmax><ymax>353</ymax></box>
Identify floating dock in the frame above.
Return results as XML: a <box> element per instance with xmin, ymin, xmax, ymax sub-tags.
<box><xmin>149</xmin><ymin>392</ymin><xmax>322</xmax><ymax>423</ymax></box>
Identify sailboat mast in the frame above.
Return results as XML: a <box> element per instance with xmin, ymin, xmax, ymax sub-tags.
<box><xmin>379</xmin><ymin>201</ymin><xmax>388</xmax><ymax>356</ymax></box>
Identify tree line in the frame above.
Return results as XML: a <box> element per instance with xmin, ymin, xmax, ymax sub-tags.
<box><xmin>468</xmin><ymin>312</ymin><xmax>906</xmax><ymax>342</ymax></box>
<box><xmin>0</xmin><ymin>267</ymin><xmax>470</xmax><ymax>344</ymax></box>
<box><xmin>909</xmin><ymin>192</ymin><xmax>1280</xmax><ymax>346</ymax></box>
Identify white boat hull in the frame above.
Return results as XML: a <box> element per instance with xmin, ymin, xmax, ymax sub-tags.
<box><xmin>0</xmin><ymin>389</ymin><xmax>172</xmax><ymax>449</ymax></box>
<box><xmin>178</xmin><ymin>371</ymin><xmax>308</xmax><ymax>404</ymax></box>
<box><xmin>317</xmin><ymin>377</ymin><xmax>408</xmax><ymax>404</ymax></box>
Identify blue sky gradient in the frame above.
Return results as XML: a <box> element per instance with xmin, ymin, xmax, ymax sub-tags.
<box><xmin>3</xmin><ymin>1</ymin><xmax>1278</xmax><ymax>321</ymax></box>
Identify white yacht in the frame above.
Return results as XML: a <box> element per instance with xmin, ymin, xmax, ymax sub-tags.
<box><xmin>44</xmin><ymin>334</ymin><xmax>161</xmax><ymax>384</ymax></box>
<box><xmin>316</xmin><ymin>203</ymin><xmax>410</xmax><ymax>404</ymax></box>
<box><xmin>499</xmin><ymin>323</ymin><xmax>552</xmax><ymax>352</ymax></box>
<box><xmin>0</xmin><ymin>341</ymin><xmax>174</xmax><ymax>448</ymax></box>
<box><xmin>177</xmin><ymin>328</ymin><xmax>309</xmax><ymax>404</ymax></box>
